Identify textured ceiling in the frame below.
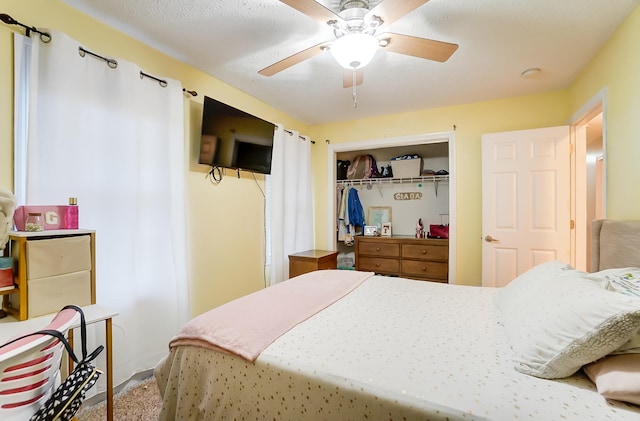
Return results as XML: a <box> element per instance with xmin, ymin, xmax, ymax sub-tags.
<box><xmin>58</xmin><ymin>0</ymin><xmax>639</xmax><ymax>125</ymax></box>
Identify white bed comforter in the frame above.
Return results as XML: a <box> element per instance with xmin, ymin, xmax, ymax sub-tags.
<box><xmin>155</xmin><ymin>275</ymin><xmax>640</xmax><ymax>420</ymax></box>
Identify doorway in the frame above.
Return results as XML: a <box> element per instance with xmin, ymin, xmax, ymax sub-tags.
<box><xmin>326</xmin><ymin>131</ymin><xmax>457</xmax><ymax>283</ymax></box>
<box><xmin>569</xmin><ymin>89</ymin><xmax>606</xmax><ymax>272</ymax></box>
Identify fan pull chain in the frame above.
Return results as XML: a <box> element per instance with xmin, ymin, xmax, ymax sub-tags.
<box><xmin>352</xmin><ymin>69</ymin><xmax>357</xmax><ymax>108</ymax></box>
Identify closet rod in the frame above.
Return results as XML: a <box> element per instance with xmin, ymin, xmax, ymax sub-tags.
<box><xmin>283</xmin><ymin>128</ymin><xmax>315</xmax><ymax>144</ymax></box>
<box><xmin>0</xmin><ymin>13</ymin><xmax>51</xmax><ymax>42</ymax></box>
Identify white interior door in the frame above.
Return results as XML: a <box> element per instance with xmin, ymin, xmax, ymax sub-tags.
<box><xmin>481</xmin><ymin>126</ymin><xmax>571</xmax><ymax>287</ymax></box>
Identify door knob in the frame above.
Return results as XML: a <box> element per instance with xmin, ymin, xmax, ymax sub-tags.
<box><xmin>484</xmin><ymin>235</ymin><xmax>499</xmax><ymax>242</ymax></box>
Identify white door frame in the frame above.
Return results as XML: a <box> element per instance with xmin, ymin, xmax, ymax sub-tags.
<box><xmin>567</xmin><ymin>88</ymin><xmax>607</xmax><ymax>271</ymax></box>
<box><xmin>326</xmin><ymin>131</ymin><xmax>457</xmax><ymax>283</ymax></box>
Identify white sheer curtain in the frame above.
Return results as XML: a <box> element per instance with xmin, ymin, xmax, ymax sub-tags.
<box><xmin>268</xmin><ymin>124</ymin><xmax>314</xmax><ymax>285</ymax></box>
<box><xmin>20</xmin><ymin>31</ymin><xmax>189</xmax><ymax>389</ymax></box>
<box><xmin>13</xmin><ymin>33</ymin><xmax>32</xmax><ymax>205</ymax></box>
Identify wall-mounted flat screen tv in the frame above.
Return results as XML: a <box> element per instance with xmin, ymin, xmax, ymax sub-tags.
<box><xmin>198</xmin><ymin>96</ymin><xmax>275</xmax><ymax>174</ymax></box>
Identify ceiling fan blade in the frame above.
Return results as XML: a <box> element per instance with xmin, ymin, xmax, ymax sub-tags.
<box><xmin>280</xmin><ymin>0</ymin><xmax>342</xmax><ymax>24</ymax></box>
<box><xmin>380</xmin><ymin>33</ymin><xmax>458</xmax><ymax>62</ymax></box>
<box><xmin>343</xmin><ymin>69</ymin><xmax>363</xmax><ymax>88</ymax></box>
<box><xmin>366</xmin><ymin>0</ymin><xmax>430</xmax><ymax>28</ymax></box>
<box><xmin>258</xmin><ymin>42</ymin><xmax>330</xmax><ymax>76</ymax></box>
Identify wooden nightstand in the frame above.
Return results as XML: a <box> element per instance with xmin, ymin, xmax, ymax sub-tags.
<box><xmin>288</xmin><ymin>250</ymin><xmax>338</xmax><ymax>279</ymax></box>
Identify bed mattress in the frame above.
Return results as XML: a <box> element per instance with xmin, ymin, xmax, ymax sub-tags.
<box><xmin>155</xmin><ymin>275</ymin><xmax>640</xmax><ymax>420</ymax></box>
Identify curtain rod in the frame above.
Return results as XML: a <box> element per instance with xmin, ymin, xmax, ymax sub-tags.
<box><xmin>0</xmin><ymin>14</ymin><xmax>198</xmax><ymax>97</ymax></box>
<box><xmin>0</xmin><ymin>13</ymin><xmax>51</xmax><ymax>42</ymax></box>
<box><xmin>139</xmin><ymin>72</ymin><xmax>198</xmax><ymax>96</ymax></box>
<box><xmin>284</xmin><ymin>128</ymin><xmax>315</xmax><ymax>144</ymax></box>
<box><xmin>76</xmin><ymin>47</ymin><xmax>198</xmax><ymax>96</ymax></box>
<box><xmin>78</xmin><ymin>46</ymin><xmax>118</xmax><ymax>68</ymax></box>
<box><xmin>140</xmin><ymin>71</ymin><xmax>167</xmax><ymax>87</ymax></box>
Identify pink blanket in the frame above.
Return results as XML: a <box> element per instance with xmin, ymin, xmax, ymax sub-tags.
<box><xmin>169</xmin><ymin>269</ymin><xmax>373</xmax><ymax>361</ymax></box>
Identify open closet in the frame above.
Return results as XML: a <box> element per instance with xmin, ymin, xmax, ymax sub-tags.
<box><xmin>327</xmin><ymin>132</ymin><xmax>456</xmax><ymax>283</ymax></box>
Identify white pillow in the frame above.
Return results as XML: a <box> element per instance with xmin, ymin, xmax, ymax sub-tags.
<box><xmin>496</xmin><ymin>261</ymin><xmax>640</xmax><ymax>379</ymax></box>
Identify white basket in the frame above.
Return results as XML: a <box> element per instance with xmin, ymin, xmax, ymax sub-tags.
<box><xmin>390</xmin><ymin>158</ymin><xmax>422</xmax><ymax>178</ymax></box>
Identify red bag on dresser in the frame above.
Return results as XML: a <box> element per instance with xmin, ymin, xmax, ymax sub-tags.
<box><xmin>428</xmin><ymin>224</ymin><xmax>449</xmax><ymax>239</ymax></box>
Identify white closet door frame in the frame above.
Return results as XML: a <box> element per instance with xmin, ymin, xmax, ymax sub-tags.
<box><xmin>326</xmin><ymin>131</ymin><xmax>457</xmax><ymax>283</ymax></box>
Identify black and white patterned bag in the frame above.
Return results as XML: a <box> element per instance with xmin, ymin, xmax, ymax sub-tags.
<box><xmin>30</xmin><ymin>350</ymin><xmax>103</xmax><ymax>421</ymax></box>
<box><xmin>29</xmin><ymin>304</ymin><xmax>104</xmax><ymax>421</ymax></box>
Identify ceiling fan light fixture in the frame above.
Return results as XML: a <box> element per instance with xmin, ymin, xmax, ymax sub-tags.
<box><xmin>330</xmin><ymin>33</ymin><xmax>379</xmax><ymax>69</ymax></box>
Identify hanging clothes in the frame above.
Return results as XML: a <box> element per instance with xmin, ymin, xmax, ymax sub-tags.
<box><xmin>336</xmin><ymin>185</ymin><xmax>364</xmax><ymax>245</ymax></box>
<box><xmin>337</xmin><ymin>185</ymin><xmax>347</xmax><ymax>242</ymax></box>
<box><xmin>344</xmin><ymin>187</ymin><xmax>363</xmax><ymax>246</ymax></box>
<box><xmin>347</xmin><ymin>187</ymin><xmax>365</xmax><ymax>228</ymax></box>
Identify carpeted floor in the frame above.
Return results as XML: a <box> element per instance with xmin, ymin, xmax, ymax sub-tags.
<box><xmin>76</xmin><ymin>376</ymin><xmax>162</xmax><ymax>421</ymax></box>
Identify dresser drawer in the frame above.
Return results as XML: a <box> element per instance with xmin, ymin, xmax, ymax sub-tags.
<box><xmin>26</xmin><ymin>236</ymin><xmax>92</xmax><ymax>279</ymax></box>
<box><xmin>402</xmin><ymin>243</ymin><xmax>448</xmax><ymax>261</ymax></box>
<box><xmin>358</xmin><ymin>257</ymin><xmax>400</xmax><ymax>273</ymax></box>
<box><xmin>402</xmin><ymin>260</ymin><xmax>448</xmax><ymax>280</ymax></box>
<box><xmin>27</xmin><ymin>271</ymin><xmax>92</xmax><ymax>318</ymax></box>
<box><xmin>358</xmin><ymin>241</ymin><xmax>400</xmax><ymax>257</ymax></box>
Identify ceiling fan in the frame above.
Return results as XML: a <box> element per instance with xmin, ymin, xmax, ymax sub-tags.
<box><xmin>258</xmin><ymin>0</ymin><xmax>459</xmax><ymax>88</ymax></box>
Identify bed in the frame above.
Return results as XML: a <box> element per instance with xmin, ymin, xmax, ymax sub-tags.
<box><xmin>155</xmin><ymin>219</ymin><xmax>640</xmax><ymax>420</ymax></box>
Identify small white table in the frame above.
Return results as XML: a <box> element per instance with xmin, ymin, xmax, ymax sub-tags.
<box><xmin>0</xmin><ymin>304</ymin><xmax>118</xmax><ymax>421</ymax></box>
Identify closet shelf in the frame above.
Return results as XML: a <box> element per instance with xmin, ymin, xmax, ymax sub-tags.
<box><xmin>336</xmin><ymin>175</ymin><xmax>449</xmax><ymax>187</ymax></box>
<box><xmin>337</xmin><ymin>175</ymin><xmax>449</xmax><ymax>197</ymax></box>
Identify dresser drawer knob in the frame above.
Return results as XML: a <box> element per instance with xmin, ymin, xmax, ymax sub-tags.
<box><xmin>421</xmin><ymin>249</ymin><xmax>427</xmax><ymax>254</ymax></box>
<box><xmin>376</xmin><ymin>262</ymin><xmax>380</xmax><ymax>267</ymax></box>
<box><xmin>375</xmin><ymin>247</ymin><xmax>381</xmax><ymax>252</ymax></box>
<box><xmin>422</xmin><ymin>266</ymin><xmax>427</xmax><ymax>271</ymax></box>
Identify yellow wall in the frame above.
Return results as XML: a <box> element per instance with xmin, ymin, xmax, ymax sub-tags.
<box><xmin>0</xmin><ymin>0</ymin><xmax>309</xmax><ymax>316</ymax></box>
<box><xmin>2</xmin><ymin>2</ymin><xmax>638</xmax><ymax>308</ymax></box>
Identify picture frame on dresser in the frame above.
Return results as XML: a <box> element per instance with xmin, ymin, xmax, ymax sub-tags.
<box><xmin>381</xmin><ymin>222</ymin><xmax>392</xmax><ymax>237</ymax></box>
<box><xmin>367</xmin><ymin>206</ymin><xmax>391</xmax><ymax>230</ymax></box>
<box><xmin>363</xmin><ymin>226</ymin><xmax>378</xmax><ymax>236</ymax></box>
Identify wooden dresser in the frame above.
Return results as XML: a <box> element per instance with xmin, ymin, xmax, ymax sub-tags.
<box><xmin>355</xmin><ymin>236</ymin><xmax>448</xmax><ymax>283</ymax></box>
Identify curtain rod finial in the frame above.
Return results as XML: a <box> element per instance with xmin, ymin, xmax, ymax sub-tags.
<box><xmin>0</xmin><ymin>13</ymin><xmax>17</xmax><ymax>24</ymax></box>
<box><xmin>182</xmin><ymin>88</ymin><xmax>198</xmax><ymax>97</ymax></box>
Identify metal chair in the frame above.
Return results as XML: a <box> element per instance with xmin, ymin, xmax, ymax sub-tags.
<box><xmin>0</xmin><ymin>307</ymin><xmax>80</xmax><ymax>420</ymax></box>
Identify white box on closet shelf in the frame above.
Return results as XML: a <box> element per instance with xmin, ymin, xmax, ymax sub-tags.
<box><xmin>390</xmin><ymin>157</ymin><xmax>422</xmax><ymax>178</ymax></box>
